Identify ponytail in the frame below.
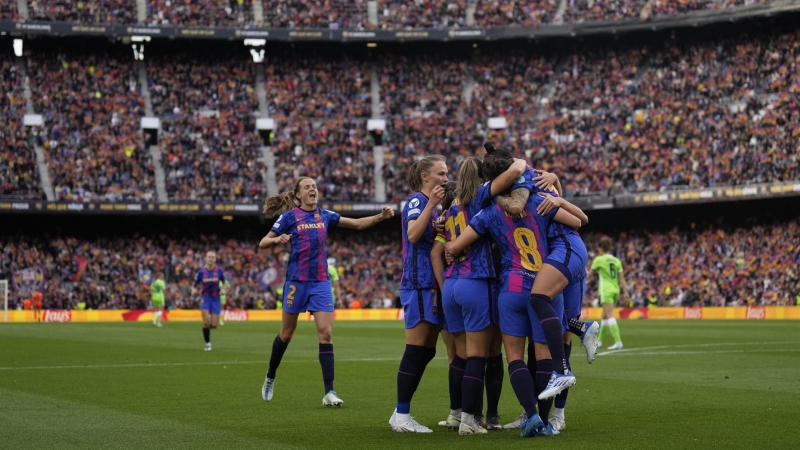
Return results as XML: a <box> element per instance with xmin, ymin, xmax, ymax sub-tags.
<box><xmin>407</xmin><ymin>161</ymin><xmax>422</xmax><ymax>192</ymax></box>
<box><xmin>263</xmin><ymin>176</ymin><xmax>313</xmax><ymax>217</ymax></box>
<box><xmin>481</xmin><ymin>141</ymin><xmax>515</xmax><ymax>181</ymax></box>
<box><xmin>442</xmin><ymin>181</ymin><xmax>458</xmax><ymax>210</ymax></box>
<box><xmin>456</xmin><ymin>157</ymin><xmax>484</xmax><ymax>207</ymax></box>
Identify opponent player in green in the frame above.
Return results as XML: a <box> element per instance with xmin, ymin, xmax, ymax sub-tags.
<box><xmin>219</xmin><ymin>277</ymin><xmax>231</xmax><ymax>326</ymax></box>
<box><xmin>151</xmin><ymin>272</ymin><xmax>166</xmax><ymax>327</ymax></box>
<box><xmin>327</xmin><ymin>258</ymin><xmax>341</xmax><ymax>307</ymax></box>
<box><xmin>588</xmin><ymin>237</ymin><xmax>630</xmax><ymax>350</ymax></box>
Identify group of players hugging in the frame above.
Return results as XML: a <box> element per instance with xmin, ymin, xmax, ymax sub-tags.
<box><xmin>253</xmin><ymin>141</ymin><xmax>617</xmax><ymax>438</ymax></box>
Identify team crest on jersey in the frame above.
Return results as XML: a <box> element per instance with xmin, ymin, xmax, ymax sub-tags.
<box><xmin>314</xmin><ymin>213</ymin><xmax>321</xmax><ymax>220</ymax></box>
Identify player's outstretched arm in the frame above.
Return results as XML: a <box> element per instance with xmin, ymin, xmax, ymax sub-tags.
<box><xmin>259</xmin><ymin>231</ymin><xmax>290</xmax><ymax>249</ymax></box>
<box><xmin>338</xmin><ymin>207</ymin><xmax>395</xmax><ymax>230</ymax></box>
<box><xmin>444</xmin><ymin>226</ymin><xmax>480</xmax><ymax>257</ymax></box>
<box><xmin>537</xmin><ymin>193</ymin><xmax>588</xmax><ymax>226</ymax></box>
<box><xmin>489</xmin><ymin>158</ymin><xmax>527</xmax><ymax>196</ymax></box>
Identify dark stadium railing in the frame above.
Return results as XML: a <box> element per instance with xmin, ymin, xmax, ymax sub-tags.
<box><xmin>1</xmin><ymin>181</ymin><xmax>798</xmax><ymax>216</ymax></box>
<box><xmin>1</xmin><ymin>3</ymin><xmax>797</xmax><ymax>42</ymax></box>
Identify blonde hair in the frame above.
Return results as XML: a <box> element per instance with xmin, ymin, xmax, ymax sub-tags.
<box><xmin>407</xmin><ymin>155</ymin><xmax>446</xmax><ymax>192</ymax></box>
<box><xmin>598</xmin><ymin>236</ymin><xmax>613</xmax><ymax>253</ymax></box>
<box><xmin>263</xmin><ymin>177</ymin><xmax>312</xmax><ymax>216</ymax></box>
<box><xmin>456</xmin><ymin>157</ymin><xmax>484</xmax><ymax>207</ymax></box>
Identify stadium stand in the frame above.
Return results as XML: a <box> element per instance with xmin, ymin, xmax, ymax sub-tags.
<box><xmin>27</xmin><ymin>0</ymin><xmax>137</xmax><ymax>23</ymax></box>
<box><xmin>1</xmin><ymin>217</ymin><xmax>797</xmax><ymax>309</ymax></box>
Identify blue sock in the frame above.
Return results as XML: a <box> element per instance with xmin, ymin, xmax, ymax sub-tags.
<box><xmin>485</xmin><ymin>355</ymin><xmax>504</xmax><ymax>416</ymax></box>
<box><xmin>507</xmin><ymin>359</ymin><xmax>538</xmax><ymax>418</ymax></box>
<box><xmin>533</xmin><ymin>358</ymin><xmax>554</xmax><ymax>425</ymax></box>
<box><xmin>555</xmin><ymin>342</ymin><xmax>572</xmax><ymax>408</ymax></box>
<box><xmin>319</xmin><ymin>343</ymin><xmax>334</xmax><ymax>393</ymax></box>
<box><xmin>267</xmin><ymin>335</ymin><xmax>288</xmax><ymax>379</ymax></box>
<box><xmin>449</xmin><ymin>355</ymin><xmax>466</xmax><ymax>410</ymax></box>
<box><xmin>530</xmin><ymin>294</ymin><xmax>568</xmax><ymax>373</ymax></box>
<box><xmin>413</xmin><ymin>347</ymin><xmax>436</xmax><ymax>392</ymax></box>
<box><xmin>462</xmin><ymin>357</ymin><xmax>486</xmax><ymax>415</ymax></box>
<box><xmin>397</xmin><ymin>344</ymin><xmax>426</xmax><ymax>414</ymax></box>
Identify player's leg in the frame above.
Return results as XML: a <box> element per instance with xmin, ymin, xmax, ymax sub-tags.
<box><xmin>529</xmin><ymin>263</ymin><xmax>570</xmax><ymax>376</ymax></box>
<box><xmin>606</xmin><ymin>296</ymin><xmax>623</xmax><ymax>348</ymax></box>
<box><xmin>207</xmin><ymin>299</ymin><xmax>221</xmax><ymax>348</ymax></box>
<box><xmin>201</xmin><ymin>303</ymin><xmax>212</xmax><ymax>351</ymax></box>
<box><xmin>498</xmin><ymin>292</ymin><xmax>543</xmax><ymax>438</ymax></box>
<box><xmin>459</xmin><ymin>327</ymin><xmax>492</xmax><ymax>435</ymax></box>
<box><xmin>263</xmin><ymin>282</ymin><xmax>305</xmax><ymax>401</ymax></box>
<box><xmin>219</xmin><ymin>298</ymin><xmax>226</xmax><ymax>326</ymax></box>
<box><xmin>551</xmin><ymin>332</ymin><xmax>571</xmax><ymax>431</ymax></box>
<box><xmin>391</xmin><ymin>289</ymin><xmax>439</xmax><ymax>433</ymax></box>
<box><xmin>534</xmin><ymin>292</ymin><xmax>575</xmax><ymax>401</ymax></box>
<box><xmin>484</xmin><ymin>325</ymin><xmax>503</xmax><ymax>427</ymax></box>
<box><xmin>531</xmin><ymin>342</ymin><xmax>559</xmax><ymax>436</ymax></box>
<box><xmin>308</xmin><ymin>281</ymin><xmax>342</xmax><ymax>407</ymax></box>
<box><xmin>457</xmin><ymin>279</ymin><xmax>493</xmax><ymax>435</ymax></box>
<box><xmin>440</xmin><ymin>278</ymin><xmax>465</xmax><ymax>429</ymax></box>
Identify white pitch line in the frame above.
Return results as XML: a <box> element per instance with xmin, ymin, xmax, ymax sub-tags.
<box><xmin>596</xmin><ymin>341</ymin><xmax>797</xmax><ymax>357</ymax></box>
<box><xmin>0</xmin><ymin>356</ymin><xmax>433</xmax><ymax>371</ymax></box>
<box><xmin>598</xmin><ymin>349</ymin><xmax>800</xmax><ymax>357</ymax></box>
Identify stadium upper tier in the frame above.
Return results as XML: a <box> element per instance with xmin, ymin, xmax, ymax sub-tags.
<box><xmin>1</xmin><ymin>24</ymin><xmax>798</xmax><ymax>202</ymax></box>
<box><xmin>4</xmin><ymin>0</ymin><xmax>769</xmax><ymax>28</ymax></box>
<box><xmin>1</xmin><ymin>217</ymin><xmax>797</xmax><ymax>309</ymax></box>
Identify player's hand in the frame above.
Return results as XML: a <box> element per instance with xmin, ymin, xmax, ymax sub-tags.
<box><xmin>533</xmin><ymin>169</ymin><xmax>558</xmax><ymax>191</ymax></box>
<box><xmin>430</xmin><ymin>185</ymin><xmax>445</xmax><ymax>204</ymax></box>
<box><xmin>379</xmin><ymin>206</ymin><xmax>395</xmax><ymax>220</ymax></box>
<box><xmin>536</xmin><ymin>192</ymin><xmax>563</xmax><ymax>215</ymax></box>
<box><xmin>274</xmin><ymin>234</ymin><xmax>291</xmax><ymax>244</ymax></box>
<box><xmin>435</xmin><ymin>216</ymin><xmax>445</xmax><ymax>234</ymax></box>
<box><xmin>444</xmin><ymin>251</ymin><xmax>455</xmax><ymax>265</ymax></box>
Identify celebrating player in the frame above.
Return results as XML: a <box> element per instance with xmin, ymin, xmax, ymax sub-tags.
<box><xmin>259</xmin><ymin>177</ymin><xmax>394</xmax><ymax>407</ymax></box>
<box><xmin>389</xmin><ymin>155</ymin><xmax>448</xmax><ymax>433</ymax></box>
<box><xmin>445</xmin><ymin>192</ymin><xmax>582</xmax><ymax>437</ymax></box>
<box><xmin>431</xmin><ymin>153</ymin><xmax>526</xmax><ymax>434</ymax></box>
<box><xmin>192</xmin><ymin>252</ymin><xmax>225</xmax><ymax>351</ymax></box>
<box><xmin>589</xmin><ymin>236</ymin><xmax>630</xmax><ymax>350</ymax></box>
<box><xmin>151</xmin><ymin>272</ymin><xmax>166</xmax><ymax>327</ymax></box>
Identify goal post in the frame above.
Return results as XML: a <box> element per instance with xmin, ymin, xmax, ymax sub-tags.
<box><xmin>1</xmin><ymin>280</ymin><xmax>7</xmax><ymax>322</ymax></box>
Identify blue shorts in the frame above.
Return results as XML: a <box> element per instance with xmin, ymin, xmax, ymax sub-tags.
<box><xmin>545</xmin><ymin>235</ymin><xmax>588</xmax><ymax>284</ymax></box>
<box><xmin>442</xmin><ymin>278</ymin><xmax>497</xmax><ymax>334</ymax></box>
<box><xmin>201</xmin><ymin>296</ymin><xmax>221</xmax><ymax>315</ymax></box>
<box><xmin>400</xmin><ymin>288</ymin><xmax>443</xmax><ymax>329</ymax></box>
<box><xmin>283</xmin><ymin>281</ymin><xmax>334</xmax><ymax>314</ymax></box>
<box><xmin>498</xmin><ymin>292</ymin><xmax>565</xmax><ymax>343</ymax></box>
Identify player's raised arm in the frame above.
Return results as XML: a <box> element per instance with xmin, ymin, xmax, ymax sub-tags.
<box><xmin>337</xmin><ymin>207</ymin><xmax>395</xmax><ymax>230</ymax></box>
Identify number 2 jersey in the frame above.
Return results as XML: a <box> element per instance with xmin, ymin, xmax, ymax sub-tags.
<box><xmin>469</xmin><ymin>194</ymin><xmax>557</xmax><ymax>293</ymax></box>
<box><xmin>401</xmin><ymin>192</ymin><xmax>438</xmax><ymax>290</ymax></box>
<box><xmin>271</xmin><ymin>207</ymin><xmax>341</xmax><ymax>282</ymax></box>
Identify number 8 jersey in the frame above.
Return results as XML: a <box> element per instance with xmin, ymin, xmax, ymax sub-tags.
<box><xmin>469</xmin><ymin>194</ymin><xmax>557</xmax><ymax>293</ymax></box>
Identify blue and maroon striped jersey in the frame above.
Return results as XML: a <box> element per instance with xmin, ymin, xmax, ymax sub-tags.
<box><xmin>194</xmin><ymin>266</ymin><xmax>225</xmax><ymax>298</ymax></box>
<box><xmin>469</xmin><ymin>194</ymin><xmax>556</xmax><ymax>293</ymax></box>
<box><xmin>401</xmin><ymin>192</ymin><xmax>438</xmax><ymax>290</ymax></box>
<box><xmin>271</xmin><ymin>207</ymin><xmax>341</xmax><ymax>282</ymax></box>
<box><xmin>438</xmin><ymin>182</ymin><xmax>495</xmax><ymax>280</ymax></box>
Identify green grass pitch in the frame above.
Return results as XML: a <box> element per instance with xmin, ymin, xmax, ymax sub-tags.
<box><xmin>1</xmin><ymin>320</ymin><xmax>798</xmax><ymax>449</ymax></box>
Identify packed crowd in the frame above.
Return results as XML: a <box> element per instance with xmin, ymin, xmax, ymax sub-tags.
<box><xmin>0</xmin><ymin>55</ymin><xmax>41</xmax><ymax>199</ymax></box>
<box><xmin>26</xmin><ymin>51</ymin><xmax>155</xmax><ymax>202</ymax></box>
<box><xmin>591</xmin><ymin>219</ymin><xmax>800</xmax><ymax>307</ymax></box>
<box><xmin>2</xmin><ymin>216</ymin><xmax>797</xmax><ymax>309</ymax></box>
<box><xmin>0</xmin><ymin>227</ymin><xmax>402</xmax><ymax>310</ymax></box>
<box><xmin>5</xmin><ymin>0</ymin><xmax>772</xmax><ymax>26</ymax></box>
<box><xmin>26</xmin><ymin>0</ymin><xmax>137</xmax><ymax>23</ymax></box>
<box><xmin>263</xmin><ymin>0</ymin><xmax>370</xmax><ymax>29</ymax></box>
<box><xmin>4</xmin><ymin>26</ymin><xmax>799</xmax><ymax>202</ymax></box>
<box><xmin>147</xmin><ymin>0</ymin><xmax>253</xmax><ymax>27</ymax></box>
